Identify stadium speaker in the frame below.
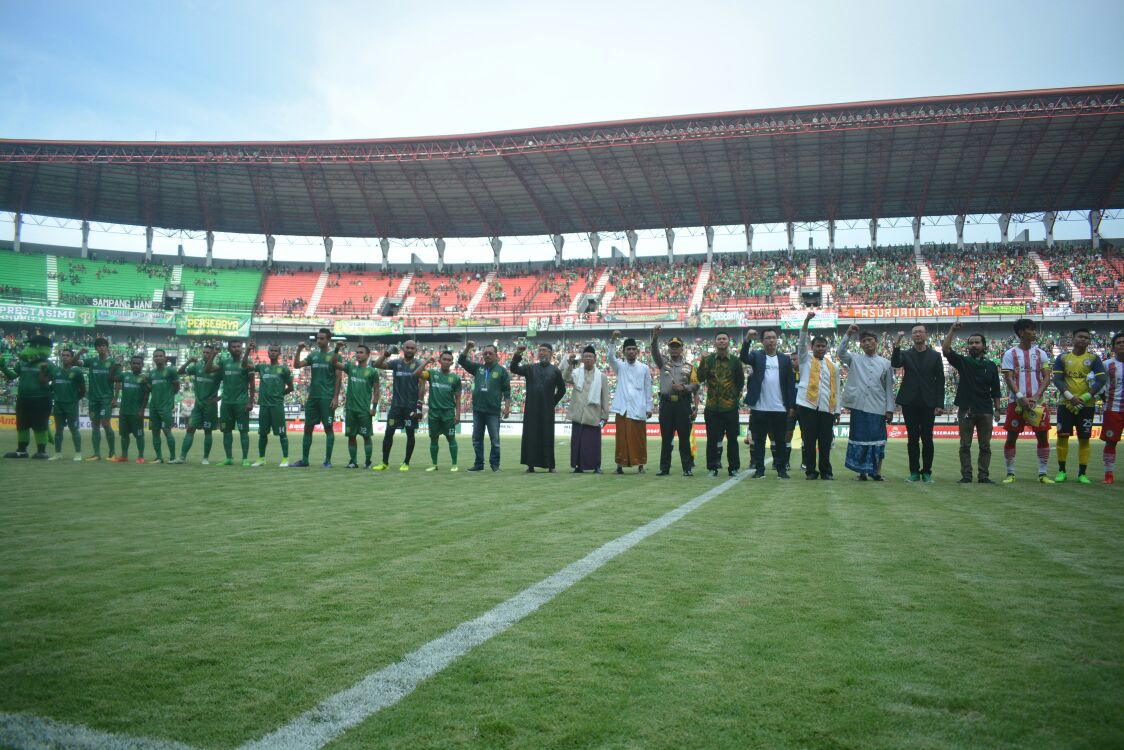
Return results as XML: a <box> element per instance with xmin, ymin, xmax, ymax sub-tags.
<box><xmin>800</xmin><ymin>286</ymin><xmax>822</xmax><ymax>306</ymax></box>
<box><xmin>163</xmin><ymin>289</ymin><xmax>184</xmax><ymax>310</ymax></box>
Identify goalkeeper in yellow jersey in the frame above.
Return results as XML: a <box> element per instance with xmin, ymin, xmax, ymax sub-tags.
<box><xmin>1051</xmin><ymin>328</ymin><xmax>1106</xmax><ymax>484</ymax></box>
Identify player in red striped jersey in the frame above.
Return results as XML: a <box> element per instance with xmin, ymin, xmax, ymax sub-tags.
<box><xmin>1100</xmin><ymin>332</ymin><xmax>1124</xmax><ymax>485</ymax></box>
<box><xmin>1000</xmin><ymin>319</ymin><xmax>1053</xmax><ymax>484</ymax></box>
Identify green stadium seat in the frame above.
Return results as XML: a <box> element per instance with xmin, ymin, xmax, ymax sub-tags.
<box><xmin>56</xmin><ymin>257</ymin><xmax>168</xmax><ymax>307</ymax></box>
<box><xmin>179</xmin><ymin>266</ymin><xmax>263</xmax><ymax>312</ymax></box>
<box><xmin>0</xmin><ymin>249</ymin><xmax>48</xmax><ymax>303</ymax></box>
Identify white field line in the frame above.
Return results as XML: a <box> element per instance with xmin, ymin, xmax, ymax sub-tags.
<box><xmin>1</xmin><ymin>470</ymin><xmax>753</xmax><ymax>750</ymax></box>
<box><xmin>0</xmin><ymin>713</ymin><xmax>198</xmax><ymax>750</ymax></box>
<box><xmin>238</xmin><ymin>471</ymin><xmax>750</xmax><ymax>750</ymax></box>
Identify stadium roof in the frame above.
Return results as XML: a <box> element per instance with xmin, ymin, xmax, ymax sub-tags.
<box><xmin>2</xmin><ymin>85</ymin><xmax>1122</xmax><ymax>239</ymax></box>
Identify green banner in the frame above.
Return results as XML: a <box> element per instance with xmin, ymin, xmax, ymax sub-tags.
<box><xmin>456</xmin><ymin>318</ymin><xmax>500</xmax><ymax>327</ymax></box>
<box><xmin>175</xmin><ymin>312</ymin><xmax>252</xmax><ymax>337</ymax></box>
<box><xmin>95</xmin><ymin>307</ymin><xmax>177</xmax><ymax>326</ymax></box>
<box><xmin>979</xmin><ymin>303</ymin><xmax>1026</xmax><ymax>314</ymax></box>
<box><xmin>602</xmin><ymin>311</ymin><xmax>679</xmax><ymax>323</ymax></box>
<box><xmin>333</xmin><ymin>319</ymin><xmax>405</xmax><ymax>336</ymax></box>
<box><xmin>0</xmin><ymin>303</ymin><xmax>95</xmax><ymax>328</ymax></box>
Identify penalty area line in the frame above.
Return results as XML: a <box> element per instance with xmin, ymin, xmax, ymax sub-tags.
<box><xmin>238</xmin><ymin>471</ymin><xmax>750</xmax><ymax>750</ymax></box>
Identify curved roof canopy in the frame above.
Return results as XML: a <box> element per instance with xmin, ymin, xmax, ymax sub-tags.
<box><xmin>1</xmin><ymin>85</ymin><xmax>1122</xmax><ymax>238</ymax></box>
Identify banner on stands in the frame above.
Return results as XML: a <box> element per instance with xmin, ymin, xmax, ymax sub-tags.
<box><xmin>333</xmin><ymin>319</ymin><xmax>404</xmax><ymax>336</ymax></box>
<box><xmin>456</xmin><ymin>318</ymin><xmax>500</xmax><ymax>327</ymax></box>
<box><xmin>253</xmin><ymin>315</ymin><xmax>332</xmax><ymax>327</ymax></box>
<box><xmin>978</xmin><ymin>303</ymin><xmax>1027</xmax><ymax>314</ymax></box>
<box><xmin>175</xmin><ymin>312</ymin><xmax>252</xmax><ymax>337</ymax></box>
<box><xmin>603</xmin><ymin>311</ymin><xmax>679</xmax><ymax>323</ymax></box>
<box><xmin>1043</xmin><ymin>304</ymin><xmax>1073</xmax><ymax>317</ymax></box>
<box><xmin>839</xmin><ymin>305</ymin><xmax>971</xmax><ymax>318</ymax></box>
<box><xmin>0</xmin><ymin>303</ymin><xmax>95</xmax><ymax>328</ymax></box>
<box><xmin>779</xmin><ymin>312</ymin><xmax>838</xmax><ymax>330</ymax></box>
<box><xmin>95</xmin><ymin>307</ymin><xmax>177</xmax><ymax>326</ymax></box>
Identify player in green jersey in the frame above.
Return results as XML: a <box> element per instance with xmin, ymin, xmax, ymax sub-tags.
<box><xmin>371</xmin><ymin>339</ymin><xmax>426</xmax><ymax>472</ymax></box>
<box><xmin>111</xmin><ymin>355</ymin><xmax>149</xmax><ymax>463</ymax></box>
<box><xmin>290</xmin><ymin>329</ymin><xmax>342</xmax><ymax>468</ymax></box>
<box><xmin>177</xmin><ymin>344</ymin><xmax>219</xmax><ymax>464</ymax></box>
<box><xmin>252</xmin><ymin>344</ymin><xmax>294</xmax><ymax>467</ymax></box>
<box><xmin>207</xmin><ymin>339</ymin><xmax>256</xmax><ymax>466</ymax></box>
<box><xmin>415</xmin><ymin>350</ymin><xmax>463</xmax><ymax>471</ymax></box>
<box><xmin>146</xmin><ymin>349</ymin><xmax>180</xmax><ymax>464</ymax></box>
<box><xmin>76</xmin><ymin>337</ymin><xmax>119</xmax><ymax>460</ymax></box>
<box><xmin>50</xmin><ymin>348</ymin><xmax>86</xmax><ymax>461</ymax></box>
<box><xmin>333</xmin><ymin>343</ymin><xmax>380</xmax><ymax>468</ymax></box>
<box><xmin>1</xmin><ymin>334</ymin><xmax>56</xmax><ymax>459</ymax></box>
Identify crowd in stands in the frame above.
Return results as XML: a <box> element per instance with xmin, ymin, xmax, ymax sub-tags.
<box><xmin>705</xmin><ymin>253</ymin><xmax>807</xmax><ymax>307</ymax></box>
<box><xmin>823</xmin><ymin>247</ymin><xmax>926</xmax><ymax>306</ymax></box>
<box><xmin>611</xmin><ymin>261</ymin><xmax>696</xmax><ymax>305</ymax></box>
<box><xmin>924</xmin><ymin>245</ymin><xmax>1037</xmax><ymax>304</ymax></box>
<box><xmin>1040</xmin><ymin>244</ymin><xmax>1122</xmax><ymax>295</ymax></box>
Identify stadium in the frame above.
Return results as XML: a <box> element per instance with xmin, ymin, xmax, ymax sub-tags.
<box><xmin>1</xmin><ymin>22</ymin><xmax>1123</xmax><ymax>750</ymax></box>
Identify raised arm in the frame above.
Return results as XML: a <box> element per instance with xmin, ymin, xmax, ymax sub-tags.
<box><xmin>941</xmin><ymin>321</ymin><xmax>962</xmax><ymax>356</ymax></box>
<box><xmin>797</xmin><ymin>311</ymin><xmax>814</xmax><ymax>359</ymax></box>
<box><xmin>509</xmin><ymin>345</ymin><xmax>529</xmax><ymax>377</ymax></box>
<box><xmin>836</xmin><ymin>325</ymin><xmax>857</xmax><ymax>365</ymax></box>
<box><xmin>458</xmin><ymin>341</ymin><xmax>480</xmax><ymax>374</ymax></box>
<box><xmin>371</xmin><ymin>346</ymin><xmax>396</xmax><ymax>370</ymax></box>
<box><xmin>177</xmin><ymin>356</ymin><xmax>196</xmax><ymax>376</ymax></box>
<box><xmin>650</xmin><ymin>325</ymin><xmax>665</xmax><ymax>369</ymax></box>
<box><xmin>890</xmin><ymin>330</ymin><xmax>906</xmax><ymax>368</ymax></box>
<box><xmin>561</xmin><ymin>355</ymin><xmax>576</xmax><ymax>384</ymax></box>
<box><xmin>608</xmin><ymin>331</ymin><xmax>623</xmax><ymax>371</ymax></box>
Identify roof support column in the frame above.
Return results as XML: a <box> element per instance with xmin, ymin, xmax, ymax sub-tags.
<box><xmin>827</xmin><ymin>220</ymin><xmax>835</xmax><ymax>253</ymax></box>
<box><xmin>12</xmin><ymin>212</ymin><xmax>21</xmax><ymax>253</ymax></box>
<box><xmin>626</xmin><ymin>230</ymin><xmax>638</xmax><ymax>266</ymax></box>
<box><xmin>551</xmin><ymin>234</ymin><xmax>564</xmax><ymax>268</ymax></box>
<box><xmin>786</xmin><ymin>222</ymin><xmax>795</xmax><ymax>256</ymax></box>
<box><xmin>664</xmin><ymin>229</ymin><xmax>675</xmax><ymax>263</ymax></box>
<box><xmin>868</xmin><ymin>219</ymin><xmax>878</xmax><ymax>249</ymax></box>
<box><xmin>379</xmin><ymin>238</ymin><xmax>390</xmax><ymax>271</ymax></box>
<box><xmin>704</xmin><ymin>226</ymin><xmax>714</xmax><ymax>264</ymax></box>
<box><xmin>998</xmin><ymin>213</ymin><xmax>1010</xmax><ymax>246</ymax></box>
<box><xmin>1089</xmin><ymin>209</ymin><xmax>1102</xmax><ymax>249</ymax></box>
<box><xmin>435</xmin><ymin>238</ymin><xmax>446</xmax><ymax>273</ymax></box>
<box><xmin>265</xmin><ymin>235</ymin><xmax>275</xmax><ymax>268</ymax></box>
<box><xmin>323</xmin><ymin>236</ymin><xmax>333</xmax><ymax>271</ymax></box>
<box><xmin>745</xmin><ymin>224</ymin><xmax>754</xmax><ymax>254</ymax></box>
<box><xmin>912</xmin><ymin>216</ymin><xmax>922</xmax><ymax>253</ymax></box>
<box><xmin>489</xmin><ymin>236</ymin><xmax>502</xmax><ymax>267</ymax></box>
<box><xmin>145</xmin><ymin>226</ymin><xmax>154</xmax><ymax>263</ymax></box>
<box><xmin>81</xmin><ymin>220</ymin><xmax>91</xmax><ymax>260</ymax></box>
<box><xmin>1043</xmin><ymin>212</ymin><xmax>1056</xmax><ymax>249</ymax></box>
<box><xmin>955</xmin><ymin>214</ymin><xmax>966</xmax><ymax>250</ymax></box>
<box><xmin>589</xmin><ymin>232</ymin><xmax>600</xmax><ymax>267</ymax></box>
<box><xmin>205</xmin><ymin>230</ymin><xmax>214</xmax><ymax>268</ymax></box>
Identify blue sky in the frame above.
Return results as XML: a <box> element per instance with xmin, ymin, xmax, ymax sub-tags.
<box><xmin>1</xmin><ymin>0</ymin><xmax>1121</xmax><ymax>262</ymax></box>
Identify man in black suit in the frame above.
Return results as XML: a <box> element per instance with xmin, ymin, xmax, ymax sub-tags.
<box><xmin>891</xmin><ymin>324</ymin><xmax>946</xmax><ymax>483</ymax></box>
<box><xmin>741</xmin><ymin>327</ymin><xmax>797</xmax><ymax>479</ymax></box>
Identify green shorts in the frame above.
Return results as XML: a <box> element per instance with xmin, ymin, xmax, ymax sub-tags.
<box><xmin>428</xmin><ymin>413</ymin><xmax>457</xmax><ymax>439</ymax></box>
<box><xmin>346</xmin><ymin>409</ymin><xmax>373</xmax><ymax>437</ymax></box>
<box><xmin>189</xmin><ymin>402</ymin><xmax>218</xmax><ymax>430</ymax></box>
<box><xmin>306</xmin><ymin>397</ymin><xmax>335</xmax><ymax>427</ymax></box>
<box><xmin>88</xmin><ymin>398</ymin><xmax>112</xmax><ymax>421</ymax></box>
<box><xmin>258</xmin><ymin>404</ymin><xmax>287</xmax><ymax>435</ymax></box>
<box><xmin>220</xmin><ymin>402</ymin><xmax>250</xmax><ymax>431</ymax></box>
<box><xmin>53</xmin><ymin>403</ymin><xmax>80</xmax><ymax>429</ymax></box>
<box><xmin>149</xmin><ymin>408</ymin><xmax>174</xmax><ymax>432</ymax></box>
<box><xmin>119</xmin><ymin>414</ymin><xmax>144</xmax><ymax>437</ymax></box>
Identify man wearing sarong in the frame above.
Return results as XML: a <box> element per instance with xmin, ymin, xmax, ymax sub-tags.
<box><xmin>561</xmin><ymin>345</ymin><xmax>610</xmax><ymax>473</ymax></box>
<box><xmin>609</xmin><ymin>332</ymin><xmax>653</xmax><ymax>474</ymax></box>
<box><xmin>510</xmin><ymin>342</ymin><xmax>566</xmax><ymax>473</ymax></box>
<box><xmin>836</xmin><ymin>325</ymin><xmax>896</xmax><ymax>481</ymax></box>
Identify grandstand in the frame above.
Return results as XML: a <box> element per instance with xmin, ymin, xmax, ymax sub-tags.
<box><xmin>0</xmin><ymin>248</ymin><xmax>46</xmax><ymax>303</ymax></box>
<box><xmin>179</xmin><ymin>265</ymin><xmax>262</xmax><ymax>312</ymax></box>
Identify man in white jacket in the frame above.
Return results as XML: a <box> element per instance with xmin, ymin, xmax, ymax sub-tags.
<box><xmin>561</xmin><ymin>345</ymin><xmax>611</xmax><ymax>473</ymax></box>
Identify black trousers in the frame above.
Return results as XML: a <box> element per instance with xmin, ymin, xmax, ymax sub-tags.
<box><xmin>902</xmin><ymin>403</ymin><xmax>936</xmax><ymax>474</ymax></box>
<box><xmin>749</xmin><ymin>409</ymin><xmax>788</xmax><ymax>473</ymax></box>
<box><xmin>797</xmin><ymin>405</ymin><xmax>835</xmax><ymax>477</ymax></box>
<box><xmin>659</xmin><ymin>396</ymin><xmax>694</xmax><ymax>471</ymax></box>
<box><xmin>704</xmin><ymin>410</ymin><xmax>740</xmax><ymax>471</ymax></box>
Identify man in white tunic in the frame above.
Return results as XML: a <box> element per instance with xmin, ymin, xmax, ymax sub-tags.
<box><xmin>609</xmin><ymin>332</ymin><xmax>653</xmax><ymax>474</ymax></box>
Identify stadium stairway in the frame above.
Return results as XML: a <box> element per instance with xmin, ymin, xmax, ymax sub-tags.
<box><xmin>1029</xmin><ymin>278</ymin><xmax>1046</xmax><ymax>302</ymax></box>
<box><xmin>394</xmin><ymin>272</ymin><xmax>414</xmax><ymax>298</ymax></box>
<box><xmin>152</xmin><ymin>288</ymin><xmax>164</xmax><ymax>308</ymax></box>
<box><xmin>184</xmin><ymin>290</ymin><xmax>195</xmax><ymax>310</ymax></box>
<box><xmin>807</xmin><ymin>256</ymin><xmax>817</xmax><ymax>285</ymax></box>
<box><xmin>463</xmin><ymin>270</ymin><xmax>495</xmax><ymax>317</ymax></box>
<box><xmin>914</xmin><ymin>248</ymin><xmax>940</xmax><ymax>304</ymax></box>
<box><xmin>688</xmin><ymin>263</ymin><xmax>711</xmax><ymax>314</ymax></box>
<box><xmin>171</xmin><ymin>265</ymin><xmax>184</xmax><ymax>286</ymax></box>
<box><xmin>46</xmin><ymin>255</ymin><xmax>59</xmax><ymax>304</ymax></box>
<box><xmin>1064</xmin><ymin>278</ymin><xmax>1085</xmax><ymax>302</ymax></box>
<box><xmin>305</xmin><ymin>270</ymin><xmax>329</xmax><ymax>316</ymax></box>
<box><xmin>1027</xmin><ymin>250</ymin><xmax>1059</xmax><ymax>289</ymax></box>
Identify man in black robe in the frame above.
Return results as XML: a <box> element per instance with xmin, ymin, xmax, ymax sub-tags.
<box><xmin>510</xmin><ymin>342</ymin><xmax>567</xmax><ymax>472</ymax></box>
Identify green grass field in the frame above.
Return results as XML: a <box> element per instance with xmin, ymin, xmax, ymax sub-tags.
<box><xmin>1</xmin><ymin>433</ymin><xmax>1121</xmax><ymax>749</ymax></box>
